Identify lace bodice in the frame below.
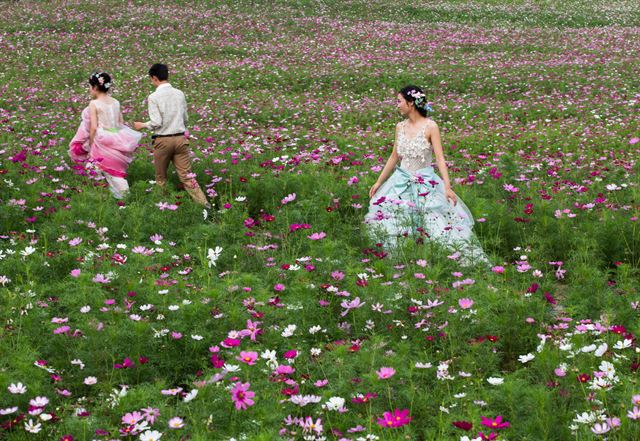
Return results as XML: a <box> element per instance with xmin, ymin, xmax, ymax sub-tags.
<box><xmin>396</xmin><ymin>120</ymin><xmax>433</xmax><ymax>173</ymax></box>
<box><xmin>93</xmin><ymin>99</ymin><xmax>121</xmax><ymax>130</ymax></box>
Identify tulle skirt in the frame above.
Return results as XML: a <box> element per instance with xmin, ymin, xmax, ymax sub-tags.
<box><xmin>364</xmin><ymin>166</ymin><xmax>489</xmax><ymax>266</ymax></box>
<box><xmin>69</xmin><ymin>107</ymin><xmax>141</xmax><ymax>178</ymax></box>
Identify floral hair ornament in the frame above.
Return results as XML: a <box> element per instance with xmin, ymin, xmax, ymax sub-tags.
<box><xmin>91</xmin><ymin>72</ymin><xmax>112</xmax><ymax>90</ymax></box>
<box><xmin>408</xmin><ymin>89</ymin><xmax>433</xmax><ymax>113</ymax></box>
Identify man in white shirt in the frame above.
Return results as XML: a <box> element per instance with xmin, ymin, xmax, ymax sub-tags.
<box><xmin>134</xmin><ymin>64</ymin><xmax>208</xmax><ymax>206</ymax></box>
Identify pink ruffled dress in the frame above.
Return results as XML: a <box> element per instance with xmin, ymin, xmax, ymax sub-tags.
<box><xmin>69</xmin><ymin>99</ymin><xmax>142</xmax><ymax>198</ymax></box>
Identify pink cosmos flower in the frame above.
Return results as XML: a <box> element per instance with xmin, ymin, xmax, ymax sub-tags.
<box><xmin>53</xmin><ymin>326</ymin><xmax>70</xmax><ymax>334</ymax></box>
<box><xmin>307</xmin><ymin>232</ymin><xmax>326</xmax><ymax>240</ymax></box>
<box><xmin>240</xmin><ymin>319</ymin><xmax>262</xmax><ymax>341</ymax></box>
<box><xmin>376</xmin><ymin>367</ymin><xmax>396</xmax><ymax>379</ymax></box>
<box><xmin>70</xmin><ymin>269</ymin><xmax>81</xmax><ymax>278</ymax></box>
<box><xmin>141</xmin><ymin>407</ymin><xmax>160</xmax><ymax>424</ymax></box>
<box><xmin>237</xmin><ymin>351</ymin><xmax>258</xmax><ymax>365</ymax></box>
<box><xmin>458</xmin><ymin>298</ymin><xmax>474</xmax><ymax>309</ymax></box>
<box><xmin>230</xmin><ymin>382</ymin><xmax>255</xmax><ymax>410</ymax></box>
<box><xmin>161</xmin><ymin>387</ymin><xmax>183</xmax><ymax>396</ymax></box>
<box><xmin>340</xmin><ymin>297</ymin><xmax>365</xmax><ymax>316</ymax></box>
<box><xmin>281</xmin><ymin>193</ymin><xmax>296</xmax><ymax>205</ymax></box>
<box><xmin>275</xmin><ymin>365</ymin><xmax>295</xmax><ymax>375</ymax></box>
<box><xmin>122</xmin><ymin>411</ymin><xmax>143</xmax><ymax>425</ymax></box>
<box><xmin>627</xmin><ymin>406</ymin><xmax>640</xmax><ymax>420</ymax></box>
<box><xmin>92</xmin><ymin>273</ymin><xmax>110</xmax><ymax>283</ymax></box>
<box><xmin>302</xmin><ymin>416</ymin><xmax>324</xmax><ymax>434</ymax></box>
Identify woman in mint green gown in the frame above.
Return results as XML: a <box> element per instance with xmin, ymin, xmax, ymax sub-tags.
<box><xmin>364</xmin><ymin>85</ymin><xmax>489</xmax><ymax>266</ymax></box>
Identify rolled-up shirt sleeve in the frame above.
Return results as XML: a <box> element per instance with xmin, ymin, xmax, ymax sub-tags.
<box><xmin>144</xmin><ymin>96</ymin><xmax>162</xmax><ymax>131</ymax></box>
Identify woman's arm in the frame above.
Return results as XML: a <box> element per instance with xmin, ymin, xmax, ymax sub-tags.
<box><xmin>369</xmin><ymin>123</ymin><xmax>400</xmax><ymax>198</ymax></box>
<box><xmin>429</xmin><ymin>121</ymin><xmax>458</xmax><ymax>205</ymax></box>
<box><xmin>89</xmin><ymin>101</ymin><xmax>98</xmax><ymax>147</ymax></box>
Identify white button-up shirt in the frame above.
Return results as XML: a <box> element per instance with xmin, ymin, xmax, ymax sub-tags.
<box><xmin>144</xmin><ymin>83</ymin><xmax>188</xmax><ymax>135</ymax></box>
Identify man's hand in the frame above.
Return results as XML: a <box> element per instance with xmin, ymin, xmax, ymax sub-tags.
<box><xmin>133</xmin><ymin>122</ymin><xmax>145</xmax><ymax>130</ymax></box>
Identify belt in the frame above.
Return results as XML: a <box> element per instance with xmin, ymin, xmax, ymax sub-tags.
<box><xmin>152</xmin><ymin>132</ymin><xmax>185</xmax><ymax>140</ymax></box>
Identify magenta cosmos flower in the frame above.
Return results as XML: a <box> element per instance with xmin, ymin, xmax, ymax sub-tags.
<box><xmin>377</xmin><ymin>408</ymin><xmax>412</xmax><ymax>428</ymax></box>
<box><xmin>481</xmin><ymin>415</ymin><xmax>510</xmax><ymax>430</ymax></box>
<box><xmin>230</xmin><ymin>382</ymin><xmax>255</xmax><ymax>410</ymax></box>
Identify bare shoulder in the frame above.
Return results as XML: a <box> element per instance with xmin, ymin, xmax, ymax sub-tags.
<box><xmin>425</xmin><ymin>118</ymin><xmax>439</xmax><ymax>130</ymax></box>
<box><xmin>396</xmin><ymin>119</ymin><xmax>407</xmax><ymax>130</ymax></box>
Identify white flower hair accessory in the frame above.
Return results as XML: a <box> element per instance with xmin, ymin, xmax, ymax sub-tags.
<box><xmin>91</xmin><ymin>72</ymin><xmax>112</xmax><ymax>90</ymax></box>
<box><xmin>408</xmin><ymin>89</ymin><xmax>433</xmax><ymax>113</ymax></box>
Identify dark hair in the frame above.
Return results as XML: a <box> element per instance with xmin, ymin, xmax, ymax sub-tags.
<box><xmin>399</xmin><ymin>85</ymin><xmax>431</xmax><ymax>117</ymax></box>
<box><xmin>88</xmin><ymin>72</ymin><xmax>112</xmax><ymax>93</ymax></box>
<box><xmin>149</xmin><ymin>63</ymin><xmax>169</xmax><ymax>81</ymax></box>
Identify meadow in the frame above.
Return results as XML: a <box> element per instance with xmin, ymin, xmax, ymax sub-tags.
<box><xmin>0</xmin><ymin>1</ymin><xmax>639</xmax><ymax>440</ymax></box>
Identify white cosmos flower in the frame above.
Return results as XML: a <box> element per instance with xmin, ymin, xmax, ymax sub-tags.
<box><xmin>71</xmin><ymin>359</ymin><xmax>85</xmax><ymax>369</ymax></box>
<box><xmin>518</xmin><ymin>353</ymin><xmax>535</xmax><ymax>363</ymax></box>
<box><xmin>139</xmin><ymin>430</ymin><xmax>163</xmax><ymax>441</ymax></box>
<box><xmin>614</xmin><ymin>339</ymin><xmax>632</xmax><ymax>350</ymax></box>
<box><xmin>487</xmin><ymin>377</ymin><xmax>504</xmax><ymax>385</ymax></box>
<box><xmin>207</xmin><ymin>246</ymin><xmax>223</xmax><ymax>267</ymax></box>
<box><xmin>24</xmin><ymin>419</ymin><xmax>42</xmax><ymax>433</ymax></box>
<box><xmin>183</xmin><ymin>389</ymin><xmax>198</xmax><ymax>402</ymax></box>
<box><xmin>8</xmin><ymin>382</ymin><xmax>27</xmax><ymax>394</ymax></box>
<box><xmin>29</xmin><ymin>396</ymin><xmax>49</xmax><ymax>407</ymax></box>
<box><xmin>222</xmin><ymin>364</ymin><xmax>240</xmax><ymax>373</ymax></box>
<box><xmin>574</xmin><ymin>411</ymin><xmax>598</xmax><ymax>424</ymax></box>
<box><xmin>599</xmin><ymin>361</ymin><xmax>616</xmax><ymax>378</ymax></box>
<box><xmin>20</xmin><ymin>246</ymin><xmax>36</xmax><ymax>258</ymax></box>
<box><xmin>260</xmin><ymin>349</ymin><xmax>277</xmax><ymax>360</ymax></box>
<box><xmin>594</xmin><ymin>343</ymin><xmax>608</xmax><ymax>357</ymax></box>
<box><xmin>322</xmin><ymin>396</ymin><xmax>346</xmax><ymax>411</ymax></box>
<box><xmin>39</xmin><ymin>413</ymin><xmax>52</xmax><ymax>421</ymax></box>
<box><xmin>415</xmin><ymin>362</ymin><xmax>432</xmax><ymax>369</ymax></box>
<box><xmin>281</xmin><ymin>324</ymin><xmax>297</xmax><ymax>337</ymax></box>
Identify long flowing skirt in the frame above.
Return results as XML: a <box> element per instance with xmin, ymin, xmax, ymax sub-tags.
<box><xmin>364</xmin><ymin>166</ymin><xmax>489</xmax><ymax>266</ymax></box>
<box><xmin>69</xmin><ymin>107</ymin><xmax>141</xmax><ymax>198</ymax></box>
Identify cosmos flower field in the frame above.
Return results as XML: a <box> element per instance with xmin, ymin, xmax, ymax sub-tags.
<box><xmin>0</xmin><ymin>1</ymin><xmax>639</xmax><ymax>440</ymax></box>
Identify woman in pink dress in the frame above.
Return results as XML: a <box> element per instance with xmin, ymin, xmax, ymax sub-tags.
<box><xmin>69</xmin><ymin>72</ymin><xmax>142</xmax><ymax>199</ymax></box>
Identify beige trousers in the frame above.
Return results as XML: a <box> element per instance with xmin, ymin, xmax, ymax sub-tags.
<box><xmin>152</xmin><ymin>135</ymin><xmax>207</xmax><ymax>205</ymax></box>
